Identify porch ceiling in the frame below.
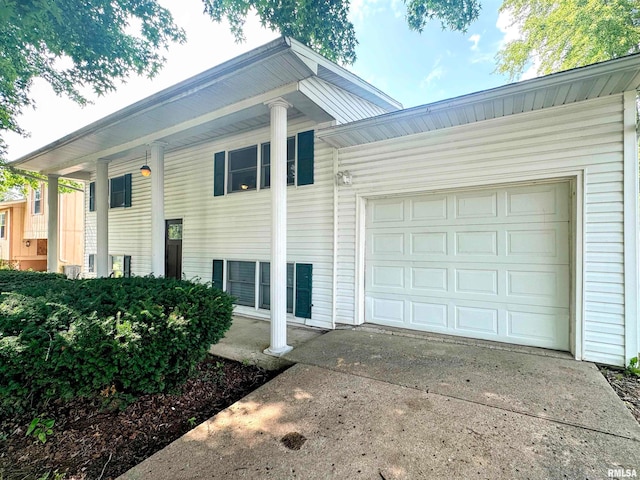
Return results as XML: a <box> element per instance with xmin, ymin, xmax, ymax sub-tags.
<box><xmin>10</xmin><ymin>37</ymin><xmax>398</xmax><ymax>180</ymax></box>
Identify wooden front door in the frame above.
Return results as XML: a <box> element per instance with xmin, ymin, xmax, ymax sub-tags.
<box><xmin>165</xmin><ymin>219</ymin><xmax>183</xmax><ymax>279</ymax></box>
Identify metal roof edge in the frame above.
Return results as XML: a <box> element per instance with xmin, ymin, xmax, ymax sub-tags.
<box><xmin>317</xmin><ymin>52</ymin><xmax>640</xmax><ymax>142</ymax></box>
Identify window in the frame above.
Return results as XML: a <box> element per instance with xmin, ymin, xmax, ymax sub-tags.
<box><xmin>227</xmin><ymin>261</ymin><xmax>256</xmax><ymax>306</ymax></box>
<box><xmin>213</xmin><ymin>130</ymin><xmax>314</xmax><ymax>196</ymax></box>
<box><xmin>259</xmin><ymin>262</ymin><xmax>294</xmax><ymax>313</ymax></box>
<box><xmin>0</xmin><ymin>212</ymin><xmax>5</xmax><ymax>239</ymax></box>
<box><xmin>109</xmin><ymin>174</ymin><xmax>132</xmax><ymax>208</ymax></box>
<box><xmin>88</xmin><ymin>254</ymin><xmax>95</xmax><ymax>273</ymax></box>
<box><xmin>33</xmin><ymin>188</ymin><xmax>42</xmax><ymax>214</ymax></box>
<box><xmin>109</xmin><ymin>255</ymin><xmax>131</xmax><ymax>277</ymax></box>
<box><xmin>89</xmin><ymin>182</ymin><xmax>95</xmax><ymax>212</ymax></box>
<box><xmin>213</xmin><ymin>260</ymin><xmax>311</xmax><ymax>317</ymax></box>
<box><xmin>260</xmin><ymin>137</ymin><xmax>295</xmax><ymax>189</ymax></box>
<box><xmin>227</xmin><ymin>146</ymin><xmax>257</xmax><ymax>193</ymax></box>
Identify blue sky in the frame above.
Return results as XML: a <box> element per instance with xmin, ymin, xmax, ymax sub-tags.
<box><xmin>6</xmin><ymin>0</ymin><xmax>522</xmax><ymax>160</ymax></box>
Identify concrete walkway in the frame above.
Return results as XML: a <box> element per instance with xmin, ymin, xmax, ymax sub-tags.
<box><xmin>121</xmin><ymin>320</ymin><xmax>640</xmax><ymax>479</ymax></box>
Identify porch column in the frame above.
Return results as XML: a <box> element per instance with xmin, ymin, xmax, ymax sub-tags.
<box><xmin>264</xmin><ymin>98</ymin><xmax>292</xmax><ymax>357</ymax></box>
<box><xmin>46</xmin><ymin>174</ymin><xmax>59</xmax><ymax>273</ymax></box>
<box><xmin>150</xmin><ymin>142</ymin><xmax>165</xmax><ymax>277</ymax></box>
<box><xmin>96</xmin><ymin>159</ymin><xmax>109</xmax><ymax>277</ymax></box>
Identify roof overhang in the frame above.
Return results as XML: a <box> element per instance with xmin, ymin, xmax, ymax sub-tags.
<box><xmin>10</xmin><ymin>37</ymin><xmax>401</xmax><ymax>179</ymax></box>
<box><xmin>317</xmin><ymin>53</ymin><xmax>640</xmax><ymax>149</ymax></box>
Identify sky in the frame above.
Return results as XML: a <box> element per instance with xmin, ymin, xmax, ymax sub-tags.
<box><xmin>5</xmin><ymin>0</ymin><xmax>528</xmax><ymax>161</ymax></box>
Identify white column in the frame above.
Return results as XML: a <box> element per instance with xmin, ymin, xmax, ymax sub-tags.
<box><xmin>96</xmin><ymin>160</ymin><xmax>109</xmax><ymax>277</ymax></box>
<box><xmin>46</xmin><ymin>175</ymin><xmax>59</xmax><ymax>273</ymax></box>
<box><xmin>264</xmin><ymin>98</ymin><xmax>292</xmax><ymax>357</ymax></box>
<box><xmin>150</xmin><ymin>142</ymin><xmax>165</xmax><ymax>277</ymax></box>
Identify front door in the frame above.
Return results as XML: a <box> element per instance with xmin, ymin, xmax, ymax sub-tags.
<box><xmin>165</xmin><ymin>219</ymin><xmax>183</xmax><ymax>279</ymax></box>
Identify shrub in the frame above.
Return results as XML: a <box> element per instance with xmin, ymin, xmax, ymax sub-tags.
<box><xmin>0</xmin><ymin>273</ymin><xmax>234</xmax><ymax>415</ymax></box>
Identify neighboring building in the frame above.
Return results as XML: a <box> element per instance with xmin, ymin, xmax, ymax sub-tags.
<box><xmin>0</xmin><ymin>185</ymin><xmax>84</xmax><ymax>273</ymax></box>
<box><xmin>9</xmin><ymin>38</ymin><xmax>640</xmax><ymax>366</ymax></box>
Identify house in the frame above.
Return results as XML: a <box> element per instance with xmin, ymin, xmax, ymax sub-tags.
<box><xmin>9</xmin><ymin>38</ymin><xmax>640</xmax><ymax>367</ymax></box>
<box><xmin>0</xmin><ymin>185</ymin><xmax>84</xmax><ymax>273</ymax></box>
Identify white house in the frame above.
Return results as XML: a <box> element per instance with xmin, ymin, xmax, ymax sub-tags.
<box><xmin>11</xmin><ymin>37</ymin><xmax>640</xmax><ymax>366</ymax></box>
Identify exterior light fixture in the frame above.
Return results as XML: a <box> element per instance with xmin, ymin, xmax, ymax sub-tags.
<box><xmin>140</xmin><ymin>151</ymin><xmax>151</xmax><ymax>177</ymax></box>
<box><xmin>240</xmin><ymin>184</ymin><xmax>249</xmax><ymax>190</ymax></box>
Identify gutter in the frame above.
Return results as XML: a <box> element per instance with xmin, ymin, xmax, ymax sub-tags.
<box><xmin>317</xmin><ymin>52</ymin><xmax>640</xmax><ymax>144</ymax></box>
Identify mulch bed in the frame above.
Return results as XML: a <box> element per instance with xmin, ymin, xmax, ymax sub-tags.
<box><xmin>600</xmin><ymin>366</ymin><xmax>640</xmax><ymax>423</ymax></box>
<box><xmin>0</xmin><ymin>356</ymin><xmax>281</xmax><ymax>480</ymax></box>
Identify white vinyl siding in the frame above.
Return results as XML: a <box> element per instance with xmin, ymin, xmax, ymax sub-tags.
<box><xmin>299</xmin><ymin>77</ymin><xmax>390</xmax><ymax>124</ymax></box>
<box><xmin>334</xmin><ymin>95</ymin><xmax>627</xmax><ymax>365</ymax></box>
<box><xmin>162</xmin><ymin>117</ymin><xmax>334</xmax><ymax>328</ymax></box>
<box><xmin>84</xmin><ymin>159</ymin><xmax>152</xmax><ymax>277</ymax></box>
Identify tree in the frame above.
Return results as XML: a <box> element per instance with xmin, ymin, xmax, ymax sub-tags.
<box><xmin>496</xmin><ymin>0</ymin><xmax>640</xmax><ymax>80</ymax></box>
<box><xmin>1</xmin><ymin>0</ymin><xmax>480</xmax><ymax>195</ymax></box>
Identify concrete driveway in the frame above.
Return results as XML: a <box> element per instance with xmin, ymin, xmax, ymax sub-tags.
<box><xmin>121</xmin><ymin>323</ymin><xmax>640</xmax><ymax>479</ymax></box>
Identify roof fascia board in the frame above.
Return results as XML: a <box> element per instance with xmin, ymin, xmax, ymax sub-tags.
<box><xmin>11</xmin><ymin>37</ymin><xmax>295</xmax><ymax>167</ymax></box>
<box><xmin>318</xmin><ymin>53</ymin><xmax>640</xmax><ymax>144</ymax></box>
<box><xmin>41</xmin><ymin>82</ymin><xmax>300</xmax><ymax>175</ymax></box>
<box><xmin>288</xmin><ymin>38</ymin><xmax>402</xmax><ymax>111</ymax></box>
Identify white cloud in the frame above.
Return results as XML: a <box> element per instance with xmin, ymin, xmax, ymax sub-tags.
<box><xmin>495</xmin><ymin>9</ymin><xmax>542</xmax><ymax>81</ymax></box>
<box><xmin>496</xmin><ymin>9</ymin><xmax>521</xmax><ymax>49</ymax></box>
<box><xmin>349</xmin><ymin>0</ymin><xmax>384</xmax><ymax>26</ymax></box>
<box><xmin>420</xmin><ymin>58</ymin><xmax>444</xmax><ymax>89</ymax></box>
<box><xmin>469</xmin><ymin>34</ymin><xmax>481</xmax><ymax>51</ymax></box>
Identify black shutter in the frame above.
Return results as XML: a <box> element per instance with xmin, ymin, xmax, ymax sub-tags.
<box><xmin>89</xmin><ymin>182</ymin><xmax>95</xmax><ymax>212</ymax></box>
<box><xmin>212</xmin><ymin>259</ymin><xmax>224</xmax><ymax>289</ymax></box>
<box><xmin>297</xmin><ymin>130</ymin><xmax>314</xmax><ymax>186</ymax></box>
<box><xmin>124</xmin><ymin>173</ymin><xmax>132</xmax><ymax>207</ymax></box>
<box><xmin>295</xmin><ymin>263</ymin><xmax>312</xmax><ymax>318</ymax></box>
<box><xmin>124</xmin><ymin>256</ymin><xmax>131</xmax><ymax>278</ymax></box>
<box><xmin>214</xmin><ymin>152</ymin><xmax>225</xmax><ymax>196</ymax></box>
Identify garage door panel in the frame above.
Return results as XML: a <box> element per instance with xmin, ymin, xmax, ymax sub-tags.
<box><xmin>371</xmin><ymin>233</ymin><xmax>404</xmax><ymax>255</ymax></box>
<box><xmin>455</xmin><ymin>191</ymin><xmax>498</xmax><ymax>219</ymax></box>
<box><xmin>455</xmin><ymin>231</ymin><xmax>498</xmax><ymax>256</ymax></box>
<box><xmin>506</xmin><ymin>183</ymin><xmax>569</xmax><ymax>220</ymax></box>
<box><xmin>365</xmin><ymin>182</ymin><xmax>571</xmax><ymax>351</ymax></box>
<box><xmin>411</xmin><ymin>302</ymin><xmax>448</xmax><ymax>327</ymax></box>
<box><xmin>410</xmin><ymin>232</ymin><xmax>448</xmax><ymax>255</ymax></box>
<box><xmin>411</xmin><ymin>267</ymin><xmax>448</xmax><ymax>292</ymax></box>
<box><xmin>368</xmin><ymin>184</ymin><xmax>570</xmax><ymax>228</ymax></box>
<box><xmin>455</xmin><ymin>306</ymin><xmax>499</xmax><ymax>334</ymax></box>
<box><xmin>507</xmin><ymin>311</ymin><xmax>569</xmax><ymax>349</ymax></box>
<box><xmin>367</xmin><ymin>296</ymin><xmax>405</xmax><ymax>325</ymax></box>
<box><xmin>368</xmin><ymin>224</ymin><xmax>569</xmax><ymax>264</ymax></box>
<box><xmin>371</xmin><ymin>199</ymin><xmax>405</xmax><ymax>223</ymax></box>
<box><xmin>410</xmin><ymin>196</ymin><xmax>448</xmax><ymax>221</ymax></box>
<box><xmin>455</xmin><ymin>269</ymin><xmax>498</xmax><ymax>295</ymax></box>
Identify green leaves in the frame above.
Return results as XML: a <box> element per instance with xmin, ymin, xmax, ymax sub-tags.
<box><xmin>26</xmin><ymin>416</ymin><xmax>55</xmax><ymax>443</ymax></box>
<box><xmin>405</xmin><ymin>0</ymin><xmax>481</xmax><ymax>33</ymax></box>
<box><xmin>496</xmin><ymin>0</ymin><xmax>640</xmax><ymax>80</ymax></box>
<box><xmin>0</xmin><ymin>272</ymin><xmax>234</xmax><ymax>415</ymax></box>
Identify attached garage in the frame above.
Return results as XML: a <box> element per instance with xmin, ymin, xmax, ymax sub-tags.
<box><xmin>365</xmin><ymin>182</ymin><xmax>571</xmax><ymax>350</ymax></box>
<box><xmin>321</xmin><ymin>55</ymin><xmax>640</xmax><ymax>366</ymax></box>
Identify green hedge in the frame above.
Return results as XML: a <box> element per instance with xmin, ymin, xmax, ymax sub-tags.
<box><xmin>0</xmin><ymin>272</ymin><xmax>233</xmax><ymax>415</ymax></box>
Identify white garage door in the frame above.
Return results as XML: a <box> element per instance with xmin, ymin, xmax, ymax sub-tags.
<box><xmin>365</xmin><ymin>182</ymin><xmax>570</xmax><ymax>350</ymax></box>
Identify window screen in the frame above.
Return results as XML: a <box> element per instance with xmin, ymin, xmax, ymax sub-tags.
<box><xmin>260</xmin><ymin>137</ymin><xmax>295</xmax><ymax>188</ymax></box>
<box><xmin>228</xmin><ymin>146</ymin><xmax>257</xmax><ymax>193</ymax></box>
<box><xmin>227</xmin><ymin>261</ymin><xmax>256</xmax><ymax>306</ymax></box>
<box><xmin>259</xmin><ymin>262</ymin><xmax>293</xmax><ymax>313</ymax></box>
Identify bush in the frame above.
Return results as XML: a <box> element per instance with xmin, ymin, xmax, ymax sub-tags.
<box><xmin>0</xmin><ymin>273</ymin><xmax>234</xmax><ymax>415</ymax></box>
